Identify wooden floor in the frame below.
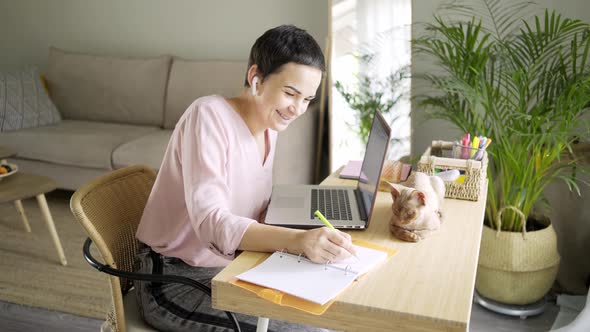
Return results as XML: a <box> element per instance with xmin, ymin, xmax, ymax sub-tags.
<box><xmin>0</xmin><ymin>298</ymin><xmax>560</xmax><ymax>332</ymax></box>
<box><xmin>0</xmin><ymin>300</ymin><xmax>102</xmax><ymax>332</ymax></box>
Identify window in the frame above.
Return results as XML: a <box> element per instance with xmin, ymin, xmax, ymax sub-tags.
<box><xmin>330</xmin><ymin>0</ymin><xmax>412</xmax><ymax>171</ymax></box>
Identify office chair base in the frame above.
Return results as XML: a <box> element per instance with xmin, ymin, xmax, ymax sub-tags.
<box><xmin>474</xmin><ymin>290</ymin><xmax>546</xmax><ymax>319</ymax></box>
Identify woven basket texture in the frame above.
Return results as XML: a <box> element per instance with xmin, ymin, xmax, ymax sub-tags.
<box><xmin>378</xmin><ymin>160</ymin><xmax>403</xmax><ymax>191</ymax></box>
<box><xmin>475</xmin><ymin>223</ymin><xmax>560</xmax><ymax>305</ymax></box>
<box><xmin>71</xmin><ymin>165</ymin><xmax>156</xmax><ymax>332</ymax></box>
<box><xmin>418</xmin><ymin>141</ymin><xmax>488</xmax><ymax>201</ymax></box>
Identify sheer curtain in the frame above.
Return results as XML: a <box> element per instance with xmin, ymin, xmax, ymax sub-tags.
<box><xmin>330</xmin><ymin>0</ymin><xmax>412</xmax><ymax>171</ymax></box>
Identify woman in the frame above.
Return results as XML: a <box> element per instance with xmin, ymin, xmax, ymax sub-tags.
<box><xmin>134</xmin><ymin>25</ymin><xmax>356</xmax><ymax>332</ymax></box>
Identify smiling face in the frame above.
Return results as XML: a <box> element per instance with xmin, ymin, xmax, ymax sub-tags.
<box><xmin>254</xmin><ymin>62</ymin><xmax>322</xmax><ymax>132</ymax></box>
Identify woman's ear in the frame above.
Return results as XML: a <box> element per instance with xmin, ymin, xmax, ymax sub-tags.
<box><xmin>247</xmin><ymin>65</ymin><xmax>261</xmax><ymax>96</ymax></box>
<box><xmin>251</xmin><ymin>76</ymin><xmax>258</xmax><ymax>96</ymax></box>
<box><xmin>247</xmin><ymin>64</ymin><xmax>259</xmax><ymax>87</ymax></box>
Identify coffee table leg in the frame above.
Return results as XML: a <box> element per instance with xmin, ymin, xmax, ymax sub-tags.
<box><xmin>36</xmin><ymin>194</ymin><xmax>67</xmax><ymax>266</ymax></box>
<box><xmin>14</xmin><ymin>200</ymin><xmax>32</xmax><ymax>233</ymax></box>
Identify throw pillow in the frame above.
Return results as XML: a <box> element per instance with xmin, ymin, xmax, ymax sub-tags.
<box><xmin>0</xmin><ymin>67</ymin><xmax>62</xmax><ymax>132</ymax></box>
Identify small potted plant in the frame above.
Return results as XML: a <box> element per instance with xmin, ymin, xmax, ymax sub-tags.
<box><xmin>335</xmin><ymin>55</ymin><xmax>411</xmax><ymax>186</ymax></box>
<box><xmin>334</xmin><ymin>54</ymin><xmax>410</xmax><ymax>146</ymax></box>
<box><xmin>414</xmin><ymin>0</ymin><xmax>590</xmax><ymax>304</ymax></box>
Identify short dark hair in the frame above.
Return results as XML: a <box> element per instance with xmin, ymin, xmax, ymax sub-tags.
<box><xmin>245</xmin><ymin>24</ymin><xmax>325</xmax><ymax>86</ymax></box>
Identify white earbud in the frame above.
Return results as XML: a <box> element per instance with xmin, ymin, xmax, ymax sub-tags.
<box><xmin>251</xmin><ymin>76</ymin><xmax>258</xmax><ymax>96</ymax></box>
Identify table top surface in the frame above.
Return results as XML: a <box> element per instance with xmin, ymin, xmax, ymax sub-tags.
<box><xmin>212</xmin><ymin>170</ymin><xmax>487</xmax><ymax>332</ymax></box>
<box><xmin>0</xmin><ymin>172</ymin><xmax>58</xmax><ymax>203</ymax></box>
<box><xmin>0</xmin><ymin>146</ymin><xmax>15</xmax><ymax>160</ymax></box>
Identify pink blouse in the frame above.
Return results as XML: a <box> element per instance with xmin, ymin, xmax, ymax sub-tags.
<box><xmin>136</xmin><ymin>95</ymin><xmax>276</xmax><ymax>267</ymax></box>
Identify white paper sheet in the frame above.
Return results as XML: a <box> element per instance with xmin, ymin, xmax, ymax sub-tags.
<box><xmin>235</xmin><ymin>246</ymin><xmax>387</xmax><ymax>305</ymax></box>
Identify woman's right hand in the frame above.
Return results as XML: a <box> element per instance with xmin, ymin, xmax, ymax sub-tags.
<box><xmin>294</xmin><ymin>227</ymin><xmax>357</xmax><ymax>263</ymax></box>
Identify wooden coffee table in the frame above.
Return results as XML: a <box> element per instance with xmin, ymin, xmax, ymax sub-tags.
<box><xmin>0</xmin><ymin>168</ymin><xmax>67</xmax><ymax>266</ymax></box>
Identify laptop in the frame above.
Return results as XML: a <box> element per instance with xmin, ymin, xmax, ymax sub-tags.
<box><xmin>265</xmin><ymin>111</ymin><xmax>392</xmax><ymax>229</ymax></box>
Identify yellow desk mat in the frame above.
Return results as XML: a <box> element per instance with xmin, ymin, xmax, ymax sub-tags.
<box><xmin>231</xmin><ymin>239</ymin><xmax>398</xmax><ymax>315</ymax></box>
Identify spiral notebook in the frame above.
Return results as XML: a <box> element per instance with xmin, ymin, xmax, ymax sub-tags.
<box><xmin>235</xmin><ymin>241</ymin><xmax>394</xmax><ymax>306</ymax></box>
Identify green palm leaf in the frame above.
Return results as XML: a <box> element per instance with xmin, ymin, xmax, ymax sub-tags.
<box><xmin>414</xmin><ymin>0</ymin><xmax>590</xmax><ymax>231</ymax></box>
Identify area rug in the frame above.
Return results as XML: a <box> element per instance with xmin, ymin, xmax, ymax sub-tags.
<box><xmin>0</xmin><ymin>190</ymin><xmax>109</xmax><ymax>319</ymax></box>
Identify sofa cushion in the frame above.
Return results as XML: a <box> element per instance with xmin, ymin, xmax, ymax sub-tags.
<box><xmin>112</xmin><ymin>129</ymin><xmax>172</xmax><ymax>170</ymax></box>
<box><xmin>0</xmin><ymin>120</ymin><xmax>158</xmax><ymax>169</ymax></box>
<box><xmin>45</xmin><ymin>47</ymin><xmax>170</xmax><ymax>126</ymax></box>
<box><xmin>0</xmin><ymin>67</ymin><xmax>62</xmax><ymax>132</ymax></box>
<box><xmin>164</xmin><ymin>59</ymin><xmax>245</xmax><ymax>129</ymax></box>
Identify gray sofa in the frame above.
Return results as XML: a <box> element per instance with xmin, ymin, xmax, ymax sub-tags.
<box><xmin>0</xmin><ymin>48</ymin><xmax>318</xmax><ymax>190</ymax></box>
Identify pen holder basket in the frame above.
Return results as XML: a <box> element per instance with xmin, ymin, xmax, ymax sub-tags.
<box><xmin>417</xmin><ymin>140</ymin><xmax>488</xmax><ymax>201</ymax></box>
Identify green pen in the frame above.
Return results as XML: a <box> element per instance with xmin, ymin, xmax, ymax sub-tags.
<box><xmin>314</xmin><ymin>210</ymin><xmax>336</xmax><ymax>230</ymax></box>
<box><xmin>314</xmin><ymin>210</ymin><xmax>359</xmax><ymax>261</ymax></box>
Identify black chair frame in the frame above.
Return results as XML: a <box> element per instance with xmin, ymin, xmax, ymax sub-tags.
<box><xmin>83</xmin><ymin>237</ymin><xmax>242</xmax><ymax>332</ymax></box>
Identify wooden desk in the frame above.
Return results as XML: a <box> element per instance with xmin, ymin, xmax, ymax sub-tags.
<box><xmin>212</xmin><ymin>171</ymin><xmax>487</xmax><ymax>332</ymax></box>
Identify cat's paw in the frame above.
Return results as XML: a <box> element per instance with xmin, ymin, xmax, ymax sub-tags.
<box><xmin>406</xmin><ymin>231</ymin><xmax>421</xmax><ymax>242</ymax></box>
<box><xmin>389</xmin><ymin>224</ymin><xmax>421</xmax><ymax>242</ymax></box>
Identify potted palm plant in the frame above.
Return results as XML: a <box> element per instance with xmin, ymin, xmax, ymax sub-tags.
<box><xmin>414</xmin><ymin>0</ymin><xmax>590</xmax><ymax>305</ymax></box>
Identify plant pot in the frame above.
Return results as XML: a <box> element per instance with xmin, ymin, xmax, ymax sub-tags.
<box><xmin>475</xmin><ymin>215</ymin><xmax>560</xmax><ymax>305</ymax></box>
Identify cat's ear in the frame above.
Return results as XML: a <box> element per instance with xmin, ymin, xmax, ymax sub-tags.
<box><xmin>390</xmin><ymin>186</ymin><xmax>401</xmax><ymax>200</ymax></box>
<box><xmin>413</xmin><ymin>191</ymin><xmax>426</xmax><ymax>206</ymax></box>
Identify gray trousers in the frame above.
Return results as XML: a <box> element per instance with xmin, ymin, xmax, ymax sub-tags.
<box><xmin>134</xmin><ymin>247</ymin><xmax>329</xmax><ymax>332</ymax></box>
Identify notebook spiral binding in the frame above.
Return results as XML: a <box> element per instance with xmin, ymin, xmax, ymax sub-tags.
<box><xmin>276</xmin><ymin>250</ymin><xmax>353</xmax><ymax>275</ymax></box>
<box><xmin>344</xmin><ymin>265</ymin><xmax>352</xmax><ymax>276</ymax></box>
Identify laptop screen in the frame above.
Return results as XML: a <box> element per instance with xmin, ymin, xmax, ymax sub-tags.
<box><xmin>357</xmin><ymin>112</ymin><xmax>391</xmax><ymax>221</ymax></box>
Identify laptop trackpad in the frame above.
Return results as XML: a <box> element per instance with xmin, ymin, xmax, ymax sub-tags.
<box><xmin>273</xmin><ymin>196</ymin><xmax>305</xmax><ymax>208</ymax></box>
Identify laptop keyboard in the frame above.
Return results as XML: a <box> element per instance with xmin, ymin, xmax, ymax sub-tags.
<box><xmin>311</xmin><ymin>189</ymin><xmax>353</xmax><ymax>221</ymax></box>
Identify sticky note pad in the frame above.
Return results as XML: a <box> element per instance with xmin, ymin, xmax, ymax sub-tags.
<box><xmin>340</xmin><ymin>160</ymin><xmax>362</xmax><ymax>179</ymax></box>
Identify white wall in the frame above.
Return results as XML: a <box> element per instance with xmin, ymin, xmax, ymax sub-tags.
<box><xmin>0</xmin><ymin>0</ymin><xmax>328</xmax><ymax>69</ymax></box>
<box><xmin>411</xmin><ymin>0</ymin><xmax>590</xmax><ymax>294</ymax></box>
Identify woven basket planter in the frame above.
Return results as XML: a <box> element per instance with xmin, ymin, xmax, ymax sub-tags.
<box><xmin>475</xmin><ymin>213</ymin><xmax>560</xmax><ymax>305</ymax></box>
